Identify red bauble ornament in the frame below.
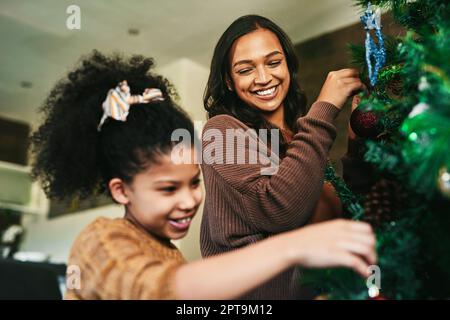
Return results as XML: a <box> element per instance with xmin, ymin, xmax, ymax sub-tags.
<box><xmin>350</xmin><ymin>107</ymin><xmax>383</xmax><ymax>138</ymax></box>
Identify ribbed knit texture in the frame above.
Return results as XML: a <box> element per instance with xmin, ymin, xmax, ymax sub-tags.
<box><xmin>65</xmin><ymin>217</ymin><xmax>185</xmax><ymax>300</ymax></box>
<box><xmin>200</xmin><ymin>101</ymin><xmax>339</xmax><ymax>299</ymax></box>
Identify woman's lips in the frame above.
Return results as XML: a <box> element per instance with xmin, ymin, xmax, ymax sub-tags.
<box><xmin>251</xmin><ymin>85</ymin><xmax>279</xmax><ymax>101</ymax></box>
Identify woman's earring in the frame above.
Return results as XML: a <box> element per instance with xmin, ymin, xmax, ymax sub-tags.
<box><xmin>226</xmin><ymin>78</ymin><xmax>233</xmax><ymax>91</ymax></box>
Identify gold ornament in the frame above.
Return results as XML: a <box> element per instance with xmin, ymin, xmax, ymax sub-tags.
<box><xmin>437</xmin><ymin>167</ymin><xmax>450</xmax><ymax>199</ymax></box>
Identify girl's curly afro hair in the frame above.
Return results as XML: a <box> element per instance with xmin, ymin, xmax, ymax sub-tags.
<box><xmin>30</xmin><ymin>50</ymin><xmax>195</xmax><ymax>201</ymax></box>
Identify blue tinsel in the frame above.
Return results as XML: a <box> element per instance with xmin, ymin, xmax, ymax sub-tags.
<box><xmin>360</xmin><ymin>3</ymin><xmax>386</xmax><ymax>86</ymax></box>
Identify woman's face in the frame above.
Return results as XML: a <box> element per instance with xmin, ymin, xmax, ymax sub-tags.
<box><xmin>228</xmin><ymin>28</ymin><xmax>290</xmax><ymax>114</ymax></box>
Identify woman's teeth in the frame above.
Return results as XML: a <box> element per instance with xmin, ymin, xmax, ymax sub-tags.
<box><xmin>255</xmin><ymin>86</ymin><xmax>276</xmax><ymax>96</ymax></box>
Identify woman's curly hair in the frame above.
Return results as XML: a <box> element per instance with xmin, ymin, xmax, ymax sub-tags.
<box><xmin>30</xmin><ymin>50</ymin><xmax>195</xmax><ymax>201</ymax></box>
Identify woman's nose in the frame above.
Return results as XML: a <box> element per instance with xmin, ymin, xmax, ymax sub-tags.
<box><xmin>254</xmin><ymin>66</ymin><xmax>272</xmax><ymax>85</ymax></box>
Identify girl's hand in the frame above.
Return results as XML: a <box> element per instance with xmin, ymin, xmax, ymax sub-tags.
<box><xmin>317</xmin><ymin>69</ymin><xmax>366</xmax><ymax>110</ymax></box>
<box><xmin>284</xmin><ymin>219</ymin><xmax>376</xmax><ymax>277</ymax></box>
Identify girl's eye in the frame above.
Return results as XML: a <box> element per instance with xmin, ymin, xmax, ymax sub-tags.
<box><xmin>191</xmin><ymin>178</ymin><xmax>202</xmax><ymax>187</ymax></box>
<box><xmin>160</xmin><ymin>186</ymin><xmax>177</xmax><ymax>193</ymax></box>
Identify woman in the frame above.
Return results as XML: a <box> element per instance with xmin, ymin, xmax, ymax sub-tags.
<box><xmin>200</xmin><ymin>15</ymin><xmax>366</xmax><ymax>299</ymax></box>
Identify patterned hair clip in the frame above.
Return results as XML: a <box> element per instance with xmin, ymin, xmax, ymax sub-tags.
<box><xmin>97</xmin><ymin>80</ymin><xmax>164</xmax><ymax>131</ymax></box>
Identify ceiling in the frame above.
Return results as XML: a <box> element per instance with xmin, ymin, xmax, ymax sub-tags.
<box><xmin>0</xmin><ymin>0</ymin><xmax>362</xmax><ymax>124</ymax></box>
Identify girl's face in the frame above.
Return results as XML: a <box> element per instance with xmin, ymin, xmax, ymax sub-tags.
<box><xmin>123</xmin><ymin>147</ymin><xmax>203</xmax><ymax>241</ymax></box>
<box><xmin>228</xmin><ymin>28</ymin><xmax>290</xmax><ymax>114</ymax></box>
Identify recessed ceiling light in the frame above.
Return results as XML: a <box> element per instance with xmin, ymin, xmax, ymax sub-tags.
<box><xmin>20</xmin><ymin>81</ymin><xmax>32</xmax><ymax>89</ymax></box>
<box><xmin>128</xmin><ymin>28</ymin><xmax>140</xmax><ymax>36</ymax></box>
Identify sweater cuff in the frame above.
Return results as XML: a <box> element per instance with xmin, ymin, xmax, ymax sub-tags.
<box><xmin>307</xmin><ymin>101</ymin><xmax>340</xmax><ymax>123</ymax></box>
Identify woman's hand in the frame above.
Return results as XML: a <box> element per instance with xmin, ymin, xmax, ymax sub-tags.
<box><xmin>317</xmin><ymin>69</ymin><xmax>366</xmax><ymax>110</ymax></box>
<box><xmin>348</xmin><ymin>94</ymin><xmax>361</xmax><ymax>140</ymax></box>
<box><xmin>283</xmin><ymin>219</ymin><xmax>377</xmax><ymax>277</ymax></box>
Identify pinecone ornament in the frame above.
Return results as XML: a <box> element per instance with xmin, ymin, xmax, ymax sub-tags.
<box><xmin>362</xmin><ymin>179</ymin><xmax>406</xmax><ymax>228</ymax></box>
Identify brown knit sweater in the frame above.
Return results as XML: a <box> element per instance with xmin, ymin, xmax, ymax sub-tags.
<box><xmin>65</xmin><ymin>217</ymin><xmax>185</xmax><ymax>300</ymax></box>
<box><xmin>200</xmin><ymin>101</ymin><xmax>340</xmax><ymax>299</ymax></box>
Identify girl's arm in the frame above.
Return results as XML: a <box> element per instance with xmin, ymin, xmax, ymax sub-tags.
<box><xmin>174</xmin><ymin>219</ymin><xmax>375</xmax><ymax>299</ymax></box>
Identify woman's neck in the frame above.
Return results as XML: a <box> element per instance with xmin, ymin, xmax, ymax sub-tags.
<box><xmin>262</xmin><ymin>104</ymin><xmax>289</xmax><ymax>131</ymax></box>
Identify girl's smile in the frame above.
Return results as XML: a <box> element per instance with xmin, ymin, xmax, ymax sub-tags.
<box><xmin>168</xmin><ymin>213</ymin><xmax>195</xmax><ymax>232</ymax></box>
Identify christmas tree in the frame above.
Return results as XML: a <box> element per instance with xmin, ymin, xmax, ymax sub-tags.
<box><xmin>305</xmin><ymin>0</ymin><xmax>450</xmax><ymax>299</ymax></box>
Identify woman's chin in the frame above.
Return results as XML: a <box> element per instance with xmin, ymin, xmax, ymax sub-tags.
<box><xmin>255</xmin><ymin>102</ymin><xmax>282</xmax><ymax>114</ymax></box>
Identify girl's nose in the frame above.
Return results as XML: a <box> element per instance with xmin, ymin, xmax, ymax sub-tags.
<box><xmin>178</xmin><ymin>190</ymin><xmax>199</xmax><ymax>211</ymax></box>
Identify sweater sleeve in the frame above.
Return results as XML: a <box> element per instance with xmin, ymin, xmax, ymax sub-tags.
<box><xmin>65</xmin><ymin>219</ymin><xmax>183</xmax><ymax>300</ymax></box>
<box><xmin>201</xmin><ymin>101</ymin><xmax>339</xmax><ymax>233</ymax></box>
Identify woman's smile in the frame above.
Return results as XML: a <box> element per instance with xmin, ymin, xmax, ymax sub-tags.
<box><xmin>229</xmin><ymin>28</ymin><xmax>290</xmax><ymax>121</ymax></box>
<box><xmin>251</xmin><ymin>84</ymin><xmax>280</xmax><ymax>100</ymax></box>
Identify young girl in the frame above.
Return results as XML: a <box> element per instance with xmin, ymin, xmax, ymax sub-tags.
<box><xmin>30</xmin><ymin>51</ymin><xmax>375</xmax><ymax>300</ymax></box>
<box><xmin>201</xmin><ymin>15</ymin><xmax>367</xmax><ymax>299</ymax></box>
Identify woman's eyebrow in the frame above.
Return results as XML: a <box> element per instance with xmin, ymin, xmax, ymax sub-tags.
<box><xmin>233</xmin><ymin>59</ymin><xmax>252</xmax><ymax>68</ymax></box>
<box><xmin>265</xmin><ymin>50</ymin><xmax>283</xmax><ymax>58</ymax></box>
<box><xmin>232</xmin><ymin>50</ymin><xmax>283</xmax><ymax>68</ymax></box>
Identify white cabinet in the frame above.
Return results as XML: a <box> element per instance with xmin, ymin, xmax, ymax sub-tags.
<box><xmin>0</xmin><ymin>160</ymin><xmax>49</xmax><ymax>215</ymax></box>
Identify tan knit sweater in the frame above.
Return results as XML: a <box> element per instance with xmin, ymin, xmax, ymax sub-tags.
<box><xmin>65</xmin><ymin>217</ymin><xmax>185</xmax><ymax>300</ymax></box>
<box><xmin>200</xmin><ymin>101</ymin><xmax>340</xmax><ymax>299</ymax></box>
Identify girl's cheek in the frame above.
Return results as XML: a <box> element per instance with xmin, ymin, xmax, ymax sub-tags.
<box><xmin>195</xmin><ymin>187</ymin><xmax>204</xmax><ymax>204</ymax></box>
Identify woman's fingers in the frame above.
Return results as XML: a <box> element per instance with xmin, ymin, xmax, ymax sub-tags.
<box><xmin>317</xmin><ymin>68</ymin><xmax>365</xmax><ymax>109</ymax></box>
<box><xmin>332</xmin><ymin>68</ymin><xmax>360</xmax><ymax>78</ymax></box>
<box><xmin>351</xmin><ymin>95</ymin><xmax>361</xmax><ymax>111</ymax></box>
<box><xmin>342</xmin><ymin>77</ymin><xmax>362</xmax><ymax>84</ymax></box>
<box><xmin>348</xmin><ymin>82</ymin><xmax>366</xmax><ymax>95</ymax></box>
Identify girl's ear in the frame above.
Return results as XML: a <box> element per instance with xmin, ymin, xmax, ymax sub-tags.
<box><xmin>108</xmin><ymin>178</ymin><xmax>130</xmax><ymax>205</ymax></box>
